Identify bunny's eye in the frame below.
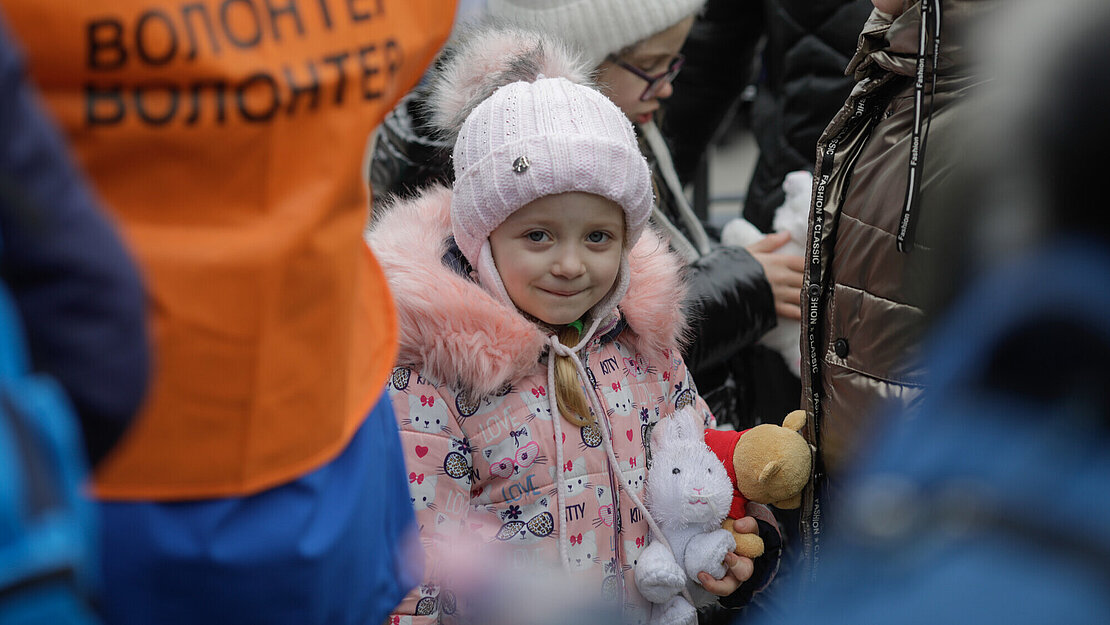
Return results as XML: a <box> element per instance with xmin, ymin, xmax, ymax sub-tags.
<box><xmin>707</xmin><ymin>467</ymin><xmax>712</xmax><ymax>473</ymax></box>
<box><xmin>672</xmin><ymin>467</ymin><xmax>680</xmax><ymax>475</ymax></box>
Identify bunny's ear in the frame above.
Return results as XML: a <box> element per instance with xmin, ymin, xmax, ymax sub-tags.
<box><xmin>652</xmin><ymin>407</ymin><xmax>704</xmax><ymax>448</ymax></box>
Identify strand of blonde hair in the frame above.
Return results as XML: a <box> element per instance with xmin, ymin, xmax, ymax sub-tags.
<box><xmin>554</xmin><ymin>324</ymin><xmax>593</xmax><ymax>427</ymax></box>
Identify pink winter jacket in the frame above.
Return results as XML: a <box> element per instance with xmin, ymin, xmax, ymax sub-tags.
<box><xmin>368</xmin><ymin>186</ymin><xmax>716</xmax><ymax>624</ymax></box>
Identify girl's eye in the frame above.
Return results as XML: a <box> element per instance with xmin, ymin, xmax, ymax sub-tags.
<box><xmin>526</xmin><ymin>231</ymin><xmax>548</xmax><ymax>242</ymax></box>
<box><xmin>587</xmin><ymin>231</ymin><xmax>611</xmax><ymax>243</ymax></box>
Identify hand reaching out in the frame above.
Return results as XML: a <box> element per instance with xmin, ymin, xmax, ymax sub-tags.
<box><xmin>747</xmin><ymin>231</ymin><xmax>805</xmax><ymax>321</ymax></box>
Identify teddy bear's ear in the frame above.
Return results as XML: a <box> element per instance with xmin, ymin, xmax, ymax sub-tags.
<box><xmin>782</xmin><ymin>410</ymin><xmax>806</xmax><ymax>433</ymax></box>
<box><xmin>758</xmin><ymin>459</ymin><xmax>784</xmax><ymax>485</ymax></box>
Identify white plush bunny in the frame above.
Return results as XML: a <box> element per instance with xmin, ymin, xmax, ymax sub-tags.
<box><xmin>634</xmin><ymin>407</ymin><xmax>735</xmax><ymax>625</ymax></box>
<box><xmin>719</xmin><ymin>170</ymin><xmax>812</xmax><ymax>377</ymax></box>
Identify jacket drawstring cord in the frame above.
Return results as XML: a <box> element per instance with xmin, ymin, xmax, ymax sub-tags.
<box><xmin>546</xmin><ymin>314</ymin><xmax>605</xmax><ymax>572</ymax></box>
<box><xmin>897</xmin><ymin>0</ymin><xmax>942</xmax><ymax>253</ymax></box>
<box><xmin>545</xmin><ymin>318</ymin><xmax>694</xmax><ymax>605</ymax></box>
<box><xmin>547</xmin><ymin>354</ymin><xmax>573</xmax><ymax>571</ymax></box>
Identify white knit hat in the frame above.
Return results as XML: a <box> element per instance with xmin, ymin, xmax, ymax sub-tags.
<box><xmin>431</xmin><ymin>26</ymin><xmax>654</xmax><ymax>320</ymax></box>
<box><xmin>487</xmin><ymin>0</ymin><xmax>706</xmax><ymax>66</ymax></box>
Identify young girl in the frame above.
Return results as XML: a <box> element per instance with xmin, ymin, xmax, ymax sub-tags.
<box><xmin>368</xmin><ymin>26</ymin><xmax>775</xmax><ymax>624</ymax></box>
<box><xmin>371</xmin><ymin>0</ymin><xmax>805</xmax><ymax>438</ymax></box>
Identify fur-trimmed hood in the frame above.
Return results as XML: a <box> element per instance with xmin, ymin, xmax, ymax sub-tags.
<box><xmin>367</xmin><ymin>185</ymin><xmax>689</xmax><ymax>396</ymax></box>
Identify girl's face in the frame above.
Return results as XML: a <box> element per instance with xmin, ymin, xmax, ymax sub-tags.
<box><xmin>596</xmin><ymin>16</ymin><xmax>695</xmax><ymax>125</ymax></box>
<box><xmin>489</xmin><ymin>193</ymin><xmax>625</xmax><ymax>326</ymax></box>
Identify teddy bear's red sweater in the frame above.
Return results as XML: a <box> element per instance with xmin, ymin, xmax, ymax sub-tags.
<box><xmin>704</xmin><ymin>428</ymin><xmax>751</xmax><ymax>519</ymax></box>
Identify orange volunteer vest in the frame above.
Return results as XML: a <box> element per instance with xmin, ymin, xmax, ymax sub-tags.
<box><xmin>1</xmin><ymin>0</ymin><xmax>455</xmax><ymax>499</ymax></box>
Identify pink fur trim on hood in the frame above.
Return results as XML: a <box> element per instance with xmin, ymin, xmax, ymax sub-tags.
<box><xmin>367</xmin><ymin>185</ymin><xmax>689</xmax><ymax>396</ymax></box>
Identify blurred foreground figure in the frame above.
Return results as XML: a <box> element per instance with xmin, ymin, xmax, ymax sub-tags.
<box><xmin>751</xmin><ymin>0</ymin><xmax>1110</xmax><ymax>622</ymax></box>
<box><xmin>1</xmin><ymin>13</ymin><xmax>148</xmax><ymax>623</ymax></box>
<box><xmin>0</xmin><ymin>1</ymin><xmax>455</xmax><ymax>623</ymax></box>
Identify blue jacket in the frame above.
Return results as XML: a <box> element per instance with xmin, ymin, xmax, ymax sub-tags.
<box><xmin>0</xmin><ymin>15</ymin><xmax>149</xmax><ymax>465</ymax></box>
<box><xmin>756</xmin><ymin>238</ymin><xmax>1110</xmax><ymax>624</ymax></box>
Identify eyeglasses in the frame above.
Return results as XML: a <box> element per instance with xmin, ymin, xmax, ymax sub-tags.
<box><xmin>489</xmin><ymin>441</ymin><xmax>540</xmax><ymax>479</ymax></box>
<box><xmin>606</xmin><ymin>53</ymin><xmax>685</xmax><ymax>102</ymax></box>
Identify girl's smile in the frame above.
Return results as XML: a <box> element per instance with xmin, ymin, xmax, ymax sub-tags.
<box><xmin>489</xmin><ymin>192</ymin><xmax>626</xmax><ymax>326</ymax></box>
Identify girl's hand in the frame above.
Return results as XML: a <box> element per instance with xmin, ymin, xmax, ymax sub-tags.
<box><xmin>697</xmin><ymin>516</ymin><xmax>758</xmax><ymax>596</ymax></box>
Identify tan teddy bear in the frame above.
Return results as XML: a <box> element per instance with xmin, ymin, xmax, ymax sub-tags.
<box><xmin>703</xmin><ymin>410</ymin><xmax>812</xmax><ymax>558</ymax></box>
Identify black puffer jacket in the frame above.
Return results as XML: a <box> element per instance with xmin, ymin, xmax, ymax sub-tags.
<box><xmin>661</xmin><ymin>0</ymin><xmax>873</xmax><ymax>434</ymax></box>
<box><xmin>367</xmin><ymin>86</ymin><xmax>451</xmax><ymax>211</ymax></box>
<box><xmin>638</xmin><ymin>120</ymin><xmax>777</xmax><ymax>430</ymax></box>
<box><xmin>659</xmin><ymin>0</ymin><xmax>764</xmax><ymax>185</ymax></box>
<box><xmin>369</xmin><ymin>104</ymin><xmax>777</xmax><ymax>431</ymax></box>
<box><xmin>662</xmin><ymin>0</ymin><xmax>872</xmax><ymax>232</ymax></box>
<box><xmin>745</xmin><ymin>0</ymin><xmax>873</xmax><ymax>231</ymax></box>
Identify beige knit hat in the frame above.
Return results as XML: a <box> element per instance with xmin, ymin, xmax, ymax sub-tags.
<box><xmin>487</xmin><ymin>0</ymin><xmax>706</xmax><ymax>66</ymax></box>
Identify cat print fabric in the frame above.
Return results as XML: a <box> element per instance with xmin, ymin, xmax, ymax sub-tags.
<box><xmin>389</xmin><ymin>340</ymin><xmax>712</xmax><ymax>625</ymax></box>
<box><xmin>367</xmin><ymin>186</ymin><xmax>710</xmax><ymax>624</ymax></box>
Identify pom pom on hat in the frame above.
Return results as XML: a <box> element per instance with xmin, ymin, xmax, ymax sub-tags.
<box><xmin>427</xmin><ymin>22</ymin><xmax>591</xmax><ymax>140</ymax></box>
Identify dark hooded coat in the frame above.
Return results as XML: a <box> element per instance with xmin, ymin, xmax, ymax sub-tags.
<box><xmin>799</xmin><ymin>0</ymin><xmax>997</xmax><ymax>566</ymax></box>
